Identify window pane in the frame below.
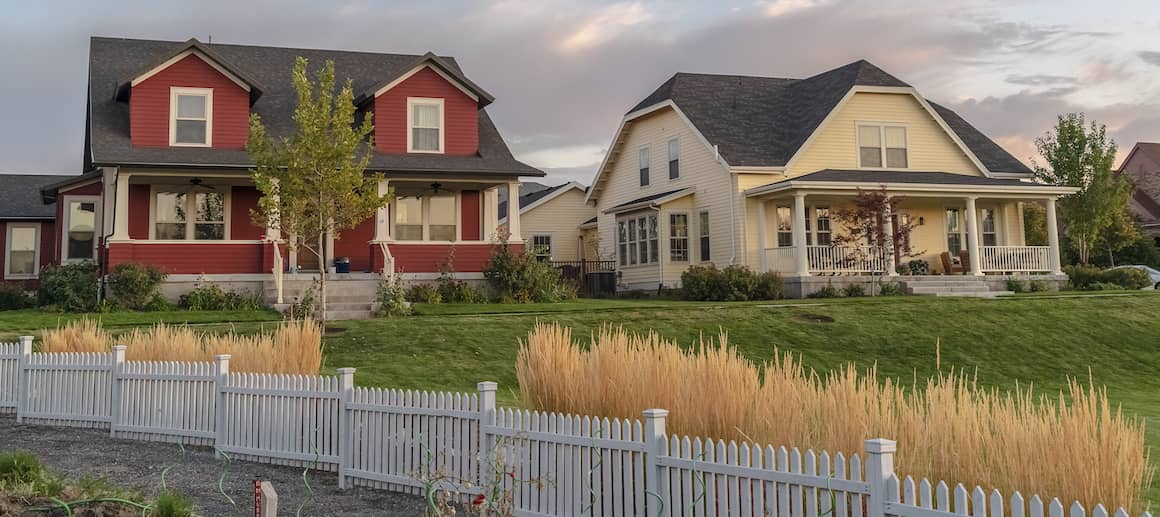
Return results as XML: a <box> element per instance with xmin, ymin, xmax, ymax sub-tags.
<box><xmin>176</xmin><ymin>95</ymin><xmax>206</xmax><ymax>118</ymax></box>
<box><xmin>670</xmin><ymin>214</ymin><xmax>688</xmax><ymax>262</ymax></box>
<box><xmin>395</xmin><ymin>197</ymin><xmax>422</xmax><ymax>240</ymax></box>
<box><xmin>175</xmin><ymin>120</ymin><xmax>207</xmax><ymax>144</ymax></box>
<box><xmin>428</xmin><ymin>196</ymin><xmax>456</xmax><ymax>241</ymax></box>
<box><xmin>67</xmin><ymin>201</ymin><xmax>96</xmax><ymax>258</ymax></box>
<box><xmin>155</xmin><ymin>223</ymin><xmax>186</xmax><ymax>240</ymax></box>
<box><xmin>946</xmin><ymin>209</ymin><xmax>962</xmax><ymax>253</ymax></box>
<box><xmin>776</xmin><ymin>206</ymin><xmax>793</xmax><ymax>248</ymax></box>
<box><xmin>412</xmin><ymin>128</ymin><xmax>440</xmax><ymax>151</ymax></box>
<box><xmin>884</xmin><ymin>127</ymin><xmax>906</xmax><ymax>148</ymax></box>
<box><xmin>413</xmin><ymin>104</ymin><xmax>440</xmax><ymax>128</ymax></box>
<box><xmin>532</xmin><ymin>235</ymin><xmax>552</xmax><ymax>259</ymax></box>
<box><xmin>194</xmin><ymin>223</ymin><xmax>225</xmax><ymax>240</ymax></box>
<box><xmin>859</xmin><ymin>126</ymin><xmax>881</xmax><ymax>147</ymax></box>
<box><xmin>196</xmin><ymin>192</ymin><xmax>224</xmax><ymax>222</ymax></box>
<box><xmin>668</xmin><ymin>140</ymin><xmax>680</xmax><ymax>179</ymax></box>
<box><xmin>860</xmin><ymin>147</ymin><xmax>882</xmax><ymax>167</ymax></box>
<box><xmin>885</xmin><ymin>148</ymin><xmax>907</xmax><ymax>168</ymax></box>
<box><xmin>699</xmin><ymin>212</ymin><xmax>710</xmax><ymax>261</ymax></box>
<box><xmin>639</xmin><ymin>148</ymin><xmax>649</xmax><ymax>168</ymax></box>
<box><xmin>8</xmin><ymin>227</ymin><xmax>37</xmax><ymax>275</ymax></box>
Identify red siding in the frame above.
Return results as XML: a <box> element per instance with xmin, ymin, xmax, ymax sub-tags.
<box><xmin>61</xmin><ymin>182</ymin><xmax>102</xmax><ymax>196</ymax></box>
<box><xmin>107</xmin><ymin>242</ymin><xmax>263</xmax><ymax>274</ymax></box>
<box><xmin>333</xmin><ymin>217</ymin><xmax>376</xmax><ymax>272</ymax></box>
<box><xmin>460</xmin><ymin>190</ymin><xmax>481</xmax><ymax>240</ymax></box>
<box><xmin>130</xmin><ymin>54</ymin><xmax>249</xmax><ymax>149</ymax></box>
<box><xmin>373</xmin><ymin>66</ymin><xmax>478</xmax><ymax>155</ymax></box>
<box><xmin>127</xmin><ymin>185</ymin><xmax>151</xmax><ymax>240</ymax></box>
<box><xmin>230</xmin><ymin>186</ymin><xmax>264</xmax><ymax>240</ymax></box>
<box><xmin>378</xmin><ymin>243</ymin><xmax>520</xmax><ymax>273</ymax></box>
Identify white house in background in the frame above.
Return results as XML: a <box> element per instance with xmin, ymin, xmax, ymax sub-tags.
<box><xmin>500</xmin><ymin>181</ymin><xmax>598</xmax><ymax>261</ymax></box>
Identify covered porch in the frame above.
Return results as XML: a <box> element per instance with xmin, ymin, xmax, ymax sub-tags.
<box><xmin>744</xmin><ymin>170</ymin><xmax>1077</xmax><ymax>280</ymax></box>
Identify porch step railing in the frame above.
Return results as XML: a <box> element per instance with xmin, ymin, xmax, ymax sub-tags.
<box><xmin>980</xmin><ymin>245</ymin><xmax>1053</xmax><ymax>273</ymax></box>
<box><xmin>807</xmin><ymin>245</ymin><xmax>890</xmax><ymax>274</ymax></box>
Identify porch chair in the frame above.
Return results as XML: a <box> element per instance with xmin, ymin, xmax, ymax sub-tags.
<box><xmin>940</xmin><ymin>251</ymin><xmax>965</xmax><ymax>275</ymax></box>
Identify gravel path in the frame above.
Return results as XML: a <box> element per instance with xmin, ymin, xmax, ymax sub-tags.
<box><xmin>0</xmin><ymin>417</ymin><xmax>428</xmax><ymax>516</ymax></box>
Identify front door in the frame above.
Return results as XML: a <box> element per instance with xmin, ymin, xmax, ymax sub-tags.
<box><xmin>297</xmin><ymin>246</ymin><xmax>320</xmax><ymax>272</ymax></box>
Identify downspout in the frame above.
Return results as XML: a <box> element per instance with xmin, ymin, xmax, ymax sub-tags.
<box><xmin>729</xmin><ymin>172</ymin><xmax>738</xmax><ymax>265</ymax></box>
<box><xmin>98</xmin><ymin>168</ymin><xmax>118</xmax><ymax>303</ymax></box>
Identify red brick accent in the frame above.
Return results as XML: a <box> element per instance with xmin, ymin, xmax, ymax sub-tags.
<box><xmin>129</xmin><ymin>53</ymin><xmax>249</xmax><ymax>149</ymax></box>
<box><xmin>373</xmin><ymin>66</ymin><xmax>478</xmax><ymax>156</ymax></box>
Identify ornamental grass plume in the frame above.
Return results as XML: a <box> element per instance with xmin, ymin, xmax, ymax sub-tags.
<box><xmin>516</xmin><ymin>322</ymin><xmax>1153</xmax><ymax>513</ymax></box>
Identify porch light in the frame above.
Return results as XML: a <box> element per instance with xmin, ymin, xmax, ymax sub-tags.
<box><xmin>918</xmin><ymin>216</ymin><xmax>925</xmax><ymax>226</ymax></box>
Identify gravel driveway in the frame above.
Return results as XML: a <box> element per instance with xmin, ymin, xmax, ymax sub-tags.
<box><xmin>0</xmin><ymin>417</ymin><xmax>428</xmax><ymax>516</ymax></box>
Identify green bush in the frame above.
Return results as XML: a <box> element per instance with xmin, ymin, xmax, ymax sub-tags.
<box><xmin>151</xmin><ymin>491</ymin><xmax>195</xmax><ymax>517</ymax></box>
<box><xmin>752</xmin><ymin>271</ymin><xmax>784</xmax><ymax>300</ymax></box>
<box><xmin>0</xmin><ymin>284</ymin><xmax>34</xmax><ymax>311</ymax></box>
<box><xmin>1005</xmin><ymin>279</ymin><xmax>1028</xmax><ymax>293</ymax></box>
<box><xmin>38</xmin><ymin>261</ymin><xmax>99</xmax><ymax>312</ymax></box>
<box><xmin>377</xmin><ymin>277</ymin><xmax>411</xmax><ymax>317</ymax></box>
<box><xmin>877</xmin><ymin>281</ymin><xmax>907</xmax><ymax>296</ymax></box>
<box><xmin>0</xmin><ymin>450</ymin><xmax>44</xmax><ymax>485</ymax></box>
<box><xmin>807</xmin><ymin>282</ymin><xmax>840</xmax><ymax>298</ymax></box>
<box><xmin>1099</xmin><ymin>267</ymin><xmax>1151</xmax><ymax>290</ymax></box>
<box><xmin>179</xmin><ymin>284</ymin><xmax>263</xmax><ymax>311</ymax></box>
<box><xmin>680</xmin><ymin>265</ymin><xmax>784</xmax><ymax>301</ymax></box>
<box><xmin>841</xmin><ymin>284</ymin><xmax>866</xmax><ymax>297</ymax></box>
<box><xmin>406</xmin><ymin>283</ymin><xmax>442</xmax><ymax>304</ymax></box>
<box><xmin>106</xmin><ymin>263</ymin><xmax>167</xmax><ymax>310</ymax></box>
<box><xmin>483</xmin><ymin>240</ymin><xmax>571</xmax><ymax>303</ymax></box>
<box><xmin>1064</xmin><ymin>265</ymin><xmax>1151</xmax><ymax>290</ymax></box>
<box><xmin>437</xmin><ymin>276</ymin><xmax>487</xmax><ymax>304</ymax></box>
<box><xmin>1029</xmin><ymin>280</ymin><xmax>1050</xmax><ymax>292</ymax></box>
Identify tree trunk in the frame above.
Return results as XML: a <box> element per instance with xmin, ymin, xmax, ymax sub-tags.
<box><xmin>318</xmin><ymin>232</ymin><xmax>327</xmax><ymax>325</ymax></box>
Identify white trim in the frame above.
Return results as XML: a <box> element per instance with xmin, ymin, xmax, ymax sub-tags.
<box><xmin>585</xmin><ymin>100</ymin><xmax>728</xmax><ymax>204</ymax></box>
<box><xmin>667</xmin><ymin>210</ymin><xmax>691</xmax><ymax>264</ymax></box>
<box><xmin>406</xmin><ymin>97</ymin><xmax>445</xmax><ymax>154</ymax></box>
<box><xmin>373</xmin><ymin>63</ymin><xmax>480</xmax><ymax>102</ymax></box>
<box><xmin>390</xmin><ymin>194</ymin><xmax>462</xmax><ymax>243</ymax></box>
<box><xmin>697</xmin><ymin>209</ymin><xmax>711</xmax><ymax>263</ymax></box>
<box><xmin>602</xmin><ymin>188</ymin><xmax>695</xmax><ymax>215</ymax></box>
<box><xmin>4</xmin><ymin>222</ymin><xmax>41</xmax><ymax>279</ymax></box>
<box><xmin>107</xmin><ymin>240</ymin><xmax>263</xmax><ymax>245</ymax></box>
<box><xmin>855</xmin><ymin>122</ymin><xmax>910</xmax><ymax>169</ymax></box>
<box><xmin>130</xmin><ymin>49</ymin><xmax>251</xmax><ymax>92</ymax></box>
<box><xmin>530</xmin><ymin>233</ymin><xmax>554</xmax><ymax>260</ymax></box>
<box><xmin>169</xmin><ymin>87</ymin><xmax>213</xmax><ymax>147</ymax></box>
<box><xmin>60</xmin><ymin>195</ymin><xmax>102</xmax><ymax>264</ymax></box>
<box><xmin>148</xmin><ymin>185</ymin><xmax>231</xmax><ymax>241</ymax></box>
<box><xmin>729</xmin><ymin>166</ymin><xmax>786</xmax><ymax>174</ymax></box>
<box><xmin>519</xmin><ymin>182</ymin><xmax>587</xmax><ymax>215</ymax></box>
<box><xmin>744</xmin><ymin>180</ymin><xmax>1078</xmax><ymax>198</ymax></box>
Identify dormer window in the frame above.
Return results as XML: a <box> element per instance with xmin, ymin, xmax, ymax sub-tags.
<box><xmin>408</xmin><ymin>98</ymin><xmax>444</xmax><ymax>153</ymax></box>
<box><xmin>858</xmin><ymin>124</ymin><xmax>907</xmax><ymax>168</ymax></box>
<box><xmin>170</xmin><ymin>87</ymin><xmax>213</xmax><ymax>147</ymax></box>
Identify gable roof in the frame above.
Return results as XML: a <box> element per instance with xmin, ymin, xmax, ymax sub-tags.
<box><xmin>114</xmin><ymin>38</ymin><xmax>264</xmax><ymax>104</ymax></box>
<box><xmin>602</xmin><ymin>187</ymin><xmax>693</xmax><ymax>214</ymax></box>
<box><xmin>498</xmin><ymin>181</ymin><xmax>586</xmax><ymax>220</ymax></box>
<box><xmin>620</xmin><ymin>60</ymin><xmax>1030</xmax><ymax>175</ymax></box>
<box><xmin>0</xmin><ymin>174</ymin><xmax>73</xmax><ymax>219</ymax></box>
<box><xmin>353</xmin><ymin>52</ymin><xmax>494</xmax><ymax>108</ymax></box>
<box><xmin>87</xmin><ymin>37</ymin><xmax>540</xmax><ymax>177</ymax></box>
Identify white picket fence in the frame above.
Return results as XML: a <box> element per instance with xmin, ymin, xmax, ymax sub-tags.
<box><xmin>0</xmin><ymin>336</ymin><xmax>1151</xmax><ymax>517</ymax></box>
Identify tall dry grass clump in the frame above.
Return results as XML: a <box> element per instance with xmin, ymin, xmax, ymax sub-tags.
<box><xmin>517</xmin><ymin>323</ymin><xmax>1153</xmax><ymax>513</ymax></box>
<box><xmin>41</xmin><ymin>318</ymin><xmax>323</xmax><ymax>374</ymax></box>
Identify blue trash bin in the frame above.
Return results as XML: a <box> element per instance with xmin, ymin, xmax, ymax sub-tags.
<box><xmin>335</xmin><ymin>257</ymin><xmax>351</xmax><ymax>274</ymax></box>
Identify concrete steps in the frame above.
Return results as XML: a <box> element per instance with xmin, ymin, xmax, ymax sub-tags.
<box><xmin>264</xmin><ymin>276</ymin><xmax>381</xmax><ymax>320</ymax></box>
<box><xmin>901</xmin><ymin>276</ymin><xmax>1003</xmax><ymax>297</ymax></box>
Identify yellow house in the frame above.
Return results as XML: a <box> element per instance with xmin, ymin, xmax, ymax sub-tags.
<box><xmin>500</xmin><ymin>181</ymin><xmax>601</xmax><ymax>261</ymax></box>
<box><xmin>585</xmin><ymin>60</ymin><xmax>1077</xmax><ymax>297</ymax></box>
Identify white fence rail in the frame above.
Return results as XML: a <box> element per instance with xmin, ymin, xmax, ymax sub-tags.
<box><xmin>0</xmin><ymin>337</ymin><xmax>1149</xmax><ymax>517</ymax></box>
<box><xmin>808</xmin><ymin>245</ymin><xmax>891</xmax><ymax>274</ymax></box>
<box><xmin>980</xmin><ymin>246</ymin><xmax>1053</xmax><ymax>273</ymax></box>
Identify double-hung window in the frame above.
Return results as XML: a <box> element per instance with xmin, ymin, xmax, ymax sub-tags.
<box><xmin>532</xmin><ymin>235</ymin><xmax>552</xmax><ymax>261</ymax></box>
<box><xmin>946</xmin><ymin>208</ymin><xmax>963</xmax><ymax>253</ymax></box>
<box><xmin>616</xmin><ymin>214</ymin><xmax>658</xmax><ymax>266</ymax></box>
<box><xmin>408</xmin><ymin>98</ymin><xmax>444</xmax><ymax>153</ymax></box>
<box><xmin>667</xmin><ymin>139</ymin><xmax>680</xmax><ymax>179</ymax></box>
<box><xmin>64</xmin><ymin>199</ymin><xmax>98</xmax><ymax>261</ymax></box>
<box><xmin>669</xmin><ymin>213</ymin><xmax>689</xmax><ymax>262</ymax></box>
<box><xmin>698</xmin><ymin>211</ymin><xmax>710</xmax><ymax>261</ymax></box>
<box><xmin>639</xmin><ymin>148</ymin><xmax>650</xmax><ymax>186</ymax></box>
<box><xmin>393</xmin><ymin>196</ymin><xmax>458</xmax><ymax>241</ymax></box>
<box><xmin>980</xmin><ymin>208</ymin><xmax>997</xmax><ymax>247</ymax></box>
<box><xmin>814</xmin><ymin>206</ymin><xmax>832</xmax><ymax>246</ymax></box>
<box><xmin>858</xmin><ymin>124</ymin><xmax>908</xmax><ymax>168</ymax></box>
<box><xmin>428</xmin><ymin>196</ymin><xmax>456</xmax><ymax>241</ymax></box>
<box><xmin>776</xmin><ymin>206</ymin><xmax>793</xmax><ymax>247</ymax></box>
<box><xmin>154</xmin><ymin>190</ymin><xmax>226</xmax><ymax>240</ymax></box>
<box><xmin>395</xmin><ymin>197</ymin><xmax>424</xmax><ymax>241</ymax></box>
<box><xmin>5</xmin><ymin>223</ymin><xmax>40</xmax><ymax>279</ymax></box>
<box><xmin>170</xmin><ymin>87</ymin><xmax>212</xmax><ymax>146</ymax></box>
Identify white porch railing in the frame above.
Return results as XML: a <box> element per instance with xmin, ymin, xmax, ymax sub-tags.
<box><xmin>808</xmin><ymin>245</ymin><xmax>890</xmax><ymax>274</ymax></box>
<box><xmin>980</xmin><ymin>246</ymin><xmax>1053</xmax><ymax>273</ymax></box>
<box><xmin>764</xmin><ymin>247</ymin><xmax>797</xmax><ymax>273</ymax></box>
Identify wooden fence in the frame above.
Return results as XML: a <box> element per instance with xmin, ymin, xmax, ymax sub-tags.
<box><xmin>0</xmin><ymin>337</ymin><xmax>1151</xmax><ymax>517</ymax></box>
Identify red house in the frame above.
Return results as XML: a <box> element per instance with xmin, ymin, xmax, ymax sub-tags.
<box><xmin>38</xmin><ymin>37</ymin><xmax>541</xmax><ymax>308</ymax></box>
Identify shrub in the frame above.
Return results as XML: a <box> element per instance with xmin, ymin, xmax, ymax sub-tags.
<box><xmin>807</xmin><ymin>282</ymin><xmax>840</xmax><ymax>298</ymax></box>
<box><xmin>483</xmin><ymin>239</ymin><xmax>569</xmax><ymax>303</ymax></box>
<box><xmin>38</xmin><ymin>261</ymin><xmax>99</xmax><ymax>312</ymax></box>
<box><xmin>1005</xmin><ymin>279</ymin><xmax>1028</xmax><ymax>293</ymax></box>
<box><xmin>286</xmin><ymin>282</ymin><xmax>317</xmax><ymax>320</ymax></box>
<box><xmin>1064</xmin><ymin>265</ymin><xmax>1151</xmax><ymax>290</ymax></box>
<box><xmin>105</xmin><ymin>262</ymin><xmax>167</xmax><ymax>310</ymax></box>
<box><xmin>0</xmin><ymin>284</ymin><xmax>34</xmax><ymax>311</ymax></box>
<box><xmin>151</xmin><ymin>492</ymin><xmax>195</xmax><ymax>517</ymax></box>
<box><xmin>1029</xmin><ymin>280</ymin><xmax>1050</xmax><ymax>293</ymax></box>
<box><xmin>517</xmin><ymin>323</ymin><xmax>1152</xmax><ymax>513</ymax></box>
<box><xmin>841</xmin><ymin>283</ymin><xmax>865</xmax><ymax>297</ymax></box>
<box><xmin>438</xmin><ymin>277</ymin><xmax>487</xmax><ymax>303</ymax></box>
<box><xmin>0</xmin><ymin>450</ymin><xmax>44</xmax><ymax>485</ymax></box>
<box><xmin>42</xmin><ymin>318</ymin><xmax>323</xmax><ymax>374</ymax></box>
<box><xmin>680</xmin><ymin>265</ymin><xmax>784</xmax><ymax>301</ymax></box>
<box><xmin>877</xmin><ymin>280</ymin><xmax>906</xmax><ymax>296</ymax></box>
<box><xmin>406</xmin><ymin>283</ymin><xmax>443</xmax><ymax>304</ymax></box>
<box><xmin>1099</xmin><ymin>267</ymin><xmax>1151</xmax><ymax>290</ymax></box>
<box><xmin>904</xmin><ymin>260</ymin><xmax>930</xmax><ymax>276</ymax></box>
<box><xmin>179</xmin><ymin>284</ymin><xmax>264</xmax><ymax>311</ymax></box>
<box><xmin>377</xmin><ymin>277</ymin><xmax>412</xmax><ymax>317</ymax></box>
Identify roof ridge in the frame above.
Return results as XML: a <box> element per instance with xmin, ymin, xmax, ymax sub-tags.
<box><xmin>91</xmin><ymin>35</ymin><xmax>439</xmax><ymax>60</ymax></box>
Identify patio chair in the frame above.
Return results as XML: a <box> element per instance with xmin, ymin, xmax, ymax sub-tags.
<box><xmin>940</xmin><ymin>251</ymin><xmax>965</xmax><ymax>275</ymax></box>
<box><xmin>959</xmin><ymin>250</ymin><xmax>972</xmax><ymax>273</ymax></box>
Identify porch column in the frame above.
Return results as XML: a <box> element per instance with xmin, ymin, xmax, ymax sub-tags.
<box><xmin>111</xmin><ymin>171</ymin><xmax>130</xmax><ymax>241</ymax></box>
<box><xmin>882</xmin><ymin>199</ymin><xmax>899</xmax><ymax>276</ymax></box>
<box><xmin>792</xmin><ymin>193</ymin><xmax>809</xmax><ymax>276</ymax></box>
<box><xmin>483</xmin><ymin>187</ymin><xmax>499</xmax><ymax>242</ymax></box>
<box><xmin>507</xmin><ymin>182</ymin><xmax>523</xmax><ymax>243</ymax></box>
<box><xmin>964</xmin><ymin>196</ymin><xmax>983</xmax><ymax>276</ymax></box>
<box><xmin>1045</xmin><ymin>197</ymin><xmax>1063</xmax><ymax>275</ymax></box>
<box><xmin>756</xmin><ymin>200</ymin><xmax>767</xmax><ymax>272</ymax></box>
<box><xmin>325</xmin><ymin>219</ymin><xmax>335</xmax><ymax>273</ymax></box>
<box><xmin>373</xmin><ymin>179</ymin><xmax>390</xmax><ymax>241</ymax></box>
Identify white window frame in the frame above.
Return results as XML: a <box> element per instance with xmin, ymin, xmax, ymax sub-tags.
<box><xmin>5</xmin><ymin>223</ymin><xmax>41</xmax><ymax>279</ymax></box>
<box><xmin>639</xmin><ymin>146</ymin><xmax>650</xmax><ymax>187</ymax></box>
<box><xmin>668</xmin><ymin>211</ymin><xmax>689</xmax><ymax>263</ymax></box>
<box><xmin>856</xmin><ymin>122</ymin><xmax>909</xmax><ymax>169</ymax></box>
<box><xmin>616</xmin><ymin>213</ymin><xmax>658</xmax><ymax>266</ymax></box>
<box><xmin>945</xmin><ymin>206</ymin><xmax>965</xmax><ymax>253</ymax></box>
<box><xmin>60</xmin><ymin>195</ymin><xmax>102</xmax><ymax>263</ymax></box>
<box><xmin>389</xmin><ymin>194</ymin><xmax>461</xmax><ymax>242</ymax></box>
<box><xmin>813</xmin><ymin>205</ymin><xmax>832</xmax><ymax>246</ymax></box>
<box><xmin>775</xmin><ymin>205</ymin><xmax>793</xmax><ymax>248</ymax></box>
<box><xmin>531</xmin><ymin>234</ymin><xmax>553</xmax><ymax>260</ymax></box>
<box><xmin>698</xmin><ymin>210</ymin><xmax>711</xmax><ymax>262</ymax></box>
<box><xmin>979</xmin><ymin>207</ymin><xmax>999</xmax><ymax>247</ymax></box>
<box><xmin>406</xmin><ymin>97</ymin><xmax>445</xmax><ymax>154</ymax></box>
<box><xmin>667</xmin><ymin>138</ymin><xmax>680</xmax><ymax>180</ymax></box>
<box><xmin>148</xmin><ymin>186</ymin><xmax>231</xmax><ymax>241</ymax></box>
<box><xmin>169</xmin><ymin>87</ymin><xmax>213</xmax><ymax>147</ymax></box>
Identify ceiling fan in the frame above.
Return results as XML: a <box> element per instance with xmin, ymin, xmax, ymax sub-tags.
<box><xmin>189</xmin><ymin>177</ymin><xmax>216</xmax><ymax>190</ymax></box>
<box><xmin>408</xmin><ymin>182</ymin><xmax>445</xmax><ymax>198</ymax></box>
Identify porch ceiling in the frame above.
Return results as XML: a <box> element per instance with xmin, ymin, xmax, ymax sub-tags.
<box><xmin>744</xmin><ymin>169</ymin><xmax>1078</xmax><ymax>198</ymax></box>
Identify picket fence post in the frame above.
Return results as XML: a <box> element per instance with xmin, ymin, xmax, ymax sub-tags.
<box><xmin>213</xmin><ymin>354</ymin><xmax>231</xmax><ymax>458</ymax></box>
<box><xmin>477</xmin><ymin>381</ymin><xmax>497</xmax><ymax>487</ymax></box>
<box><xmin>109</xmin><ymin>345</ymin><xmax>126</xmax><ymax>436</ymax></box>
<box><xmin>15</xmin><ymin>336</ymin><xmax>32</xmax><ymax>423</ymax></box>
<box><xmin>336</xmin><ymin>367</ymin><xmax>355</xmax><ymax>489</ymax></box>
<box><xmin>865</xmin><ymin>438</ymin><xmax>898</xmax><ymax>517</ymax></box>
<box><xmin>643</xmin><ymin>408</ymin><xmax>669</xmax><ymax>515</ymax></box>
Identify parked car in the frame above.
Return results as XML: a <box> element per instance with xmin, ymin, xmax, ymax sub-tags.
<box><xmin>1109</xmin><ymin>265</ymin><xmax>1160</xmax><ymax>289</ymax></box>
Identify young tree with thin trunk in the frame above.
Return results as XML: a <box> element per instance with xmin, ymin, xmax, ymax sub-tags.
<box><xmin>831</xmin><ymin>187</ymin><xmax>921</xmax><ymax>268</ymax></box>
<box><xmin>1033</xmin><ymin>113</ymin><xmax>1131</xmax><ymax>265</ymax></box>
<box><xmin>247</xmin><ymin>57</ymin><xmax>390</xmax><ymax>322</ymax></box>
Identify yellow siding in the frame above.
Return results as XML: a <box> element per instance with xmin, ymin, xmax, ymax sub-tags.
<box><xmin>520</xmin><ymin>188</ymin><xmax>596</xmax><ymax>261</ymax></box>
<box><xmin>785</xmin><ymin>92</ymin><xmax>983</xmax><ymax>177</ymax></box>
<box><xmin>592</xmin><ymin>107</ymin><xmax>732</xmax><ymax>289</ymax></box>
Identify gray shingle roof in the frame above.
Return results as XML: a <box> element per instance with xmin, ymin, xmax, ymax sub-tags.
<box><xmin>606</xmin><ymin>188</ymin><xmax>689</xmax><ymax>211</ymax></box>
<box><xmin>498</xmin><ymin>182</ymin><xmax>565</xmax><ymax>219</ymax></box>
<box><xmin>87</xmin><ymin>37</ymin><xmax>541</xmax><ymax>177</ymax></box>
<box><xmin>0</xmin><ymin>174</ymin><xmax>72</xmax><ymax>219</ymax></box>
<box><xmin>628</xmin><ymin>60</ymin><xmax>1030</xmax><ymax>174</ymax></box>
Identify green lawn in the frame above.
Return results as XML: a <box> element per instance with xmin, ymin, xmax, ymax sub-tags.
<box><xmin>0</xmin><ymin>309</ymin><xmax>282</xmax><ymax>341</ymax></box>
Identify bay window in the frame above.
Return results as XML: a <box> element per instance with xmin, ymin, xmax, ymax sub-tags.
<box><xmin>153</xmin><ymin>190</ymin><xmax>226</xmax><ymax>240</ymax></box>
<box><xmin>5</xmin><ymin>223</ymin><xmax>40</xmax><ymax>278</ymax></box>
<box><xmin>616</xmin><ymin>214</ymin><xmax>658</xmax><ymax>266</ymax></box>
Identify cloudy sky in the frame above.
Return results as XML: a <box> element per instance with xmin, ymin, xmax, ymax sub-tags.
<box><xmin>1</xmin><ymin>0</ymin><xmax>1158</xmax><ymax>184</ymax></box>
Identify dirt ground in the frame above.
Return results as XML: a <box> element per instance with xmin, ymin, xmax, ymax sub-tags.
<box><xmin>0</xmin><ymin>417</ymin><xmax>429</xmax><ymax>516</ymax></box>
